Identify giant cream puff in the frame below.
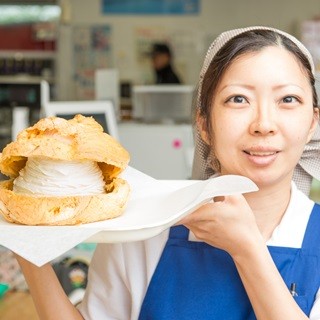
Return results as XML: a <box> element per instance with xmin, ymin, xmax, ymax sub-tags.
<box><xmin>0</xmin><ymin>114</ymin><xmax>130</xmax><ymax>225</ymax></box>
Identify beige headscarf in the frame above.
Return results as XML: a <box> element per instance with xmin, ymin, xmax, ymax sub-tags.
<box><xmin>192</xmin><ymin>26</ymin><xmax>320</xmax><ymax>195</ymax></box>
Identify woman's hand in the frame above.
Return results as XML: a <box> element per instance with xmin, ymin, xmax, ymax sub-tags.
<box><xmin>179</xmin><ymin>194</ymin><xmax>263</xmax><ymax>257</ymax></box>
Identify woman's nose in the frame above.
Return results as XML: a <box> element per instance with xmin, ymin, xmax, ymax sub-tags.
<box><xmin>249</xmin><ymin>104</ymin><xmax>278</xmax><ymax>135</ymax></box>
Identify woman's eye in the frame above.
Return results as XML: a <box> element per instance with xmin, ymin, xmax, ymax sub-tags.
<box><xmin>228</xmin><ymin>95</ymin><xmax>247</xmax><ymax>103</ymax></box>
<box><xmin>282</xmin><ymin>96</ymin><xmax>299</xmax><ymax>103</ymax></box>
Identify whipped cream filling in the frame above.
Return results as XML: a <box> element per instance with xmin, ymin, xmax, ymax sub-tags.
<box><xmin>13</xmin><ymin>157</ymin><xmax>106</xmax><ymax>196</ymax></box>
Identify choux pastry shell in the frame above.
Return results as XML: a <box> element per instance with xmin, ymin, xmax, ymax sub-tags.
<box><xmin>0</xmin><ymin>114</ymin><xmax>130</xmax><ymax>225</ymax></box>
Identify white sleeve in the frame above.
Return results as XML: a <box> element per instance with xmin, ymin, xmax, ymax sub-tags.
<box><xmin>77</xmin><ymin>231</ymin><xmax>168</xmax><ymax>320</ymax></box>
<box><xmin>309</xmin><ymin>287</ymin><xmax>320</xmax><ymax>319</ymax></box>
<box><xmin>77</xmin><ymin>243</ymin><xmax>132</xmax><ymax>319</ymax></box>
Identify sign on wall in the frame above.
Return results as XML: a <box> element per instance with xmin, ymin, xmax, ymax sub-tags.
<box><xmin>73</xmin><ymin>25</ymin><xmax>113</xmax><ymax>100</ymax></box>
<box><xmin>102</xmin><ymin>0</ymin><xmax>200</xmax><ymax>15</ymax></box>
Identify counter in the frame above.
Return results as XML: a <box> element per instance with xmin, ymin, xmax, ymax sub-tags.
<box><xmin>119</xmin><ymin>122</ymin><xmax>194</xmax><ymax>180</ymax></box>
<box><xmin>0</xmin><ymin>291</ymin><xmax>38</xmax><ymax>320</ymax></box>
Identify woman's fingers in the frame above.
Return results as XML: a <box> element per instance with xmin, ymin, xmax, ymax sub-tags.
<box><xmin>179</xmin><ymin>194</ymin><xmax>247</xmax><ymax>225</ymax></box>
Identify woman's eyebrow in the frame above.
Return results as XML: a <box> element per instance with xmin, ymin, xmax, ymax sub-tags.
<box><xmin>219</xmin><ymin>84</ymin><xmax>255</xmax><ymax>91</ymax></box>
<box><xmin>271</xmin><ymin>84</ymin><xmax>305</xmax><ymax>91</ymax></box>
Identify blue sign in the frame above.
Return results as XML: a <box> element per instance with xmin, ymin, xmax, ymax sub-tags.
<box><xmin>102</xmin><ymin>0</ymin><xmax>200</xmax><ymax>15</ymax></box>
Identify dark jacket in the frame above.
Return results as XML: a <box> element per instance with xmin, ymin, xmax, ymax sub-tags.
<box><xmin>155</xmin><ymin>65</ymin><xmax>181</xmax><ymax>84</ymax></box>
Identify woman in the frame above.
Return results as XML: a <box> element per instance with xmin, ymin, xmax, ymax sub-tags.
<box><xmin>16</xmin><ymin>26</ymin><xmax>320</xmax><ymax>319</ymax></box>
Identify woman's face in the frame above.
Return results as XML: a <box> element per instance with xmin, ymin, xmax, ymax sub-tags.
<box><xmin>200</xmin><ymin>46</ymin><xmax>318</xmax><ymax>188</ymax></box>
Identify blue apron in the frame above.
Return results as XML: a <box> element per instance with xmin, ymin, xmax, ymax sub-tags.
<box><xmin>138</xmin><ymin>203</ymin><xmax>320</xmax><ymax>319</ymax></box>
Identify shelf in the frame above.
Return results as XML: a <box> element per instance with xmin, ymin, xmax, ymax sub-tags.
<box><xmin>0</xmin><ymin>127</ymin><xmax>11</xmax><ymax>136</ymax></box>
<box><xmin>0</xmin><ymin>51</ymin><xmax>56</xmax><ymax>59</ymax></box>
<box><xmin>0</xmin><ymin>75</ymin><xmax>54</xmax><ymax>84</ymax></box>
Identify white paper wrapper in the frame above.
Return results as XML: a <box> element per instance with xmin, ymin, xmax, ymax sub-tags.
<box><xmin>0</xmin><ymin>167</ymin><xmax>258</xmax><ymax>266</ymax></box>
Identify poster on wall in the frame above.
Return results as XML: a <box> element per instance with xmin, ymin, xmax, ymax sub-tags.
<box><xmin>102</xmin><ymin>0</ymin><xmax>200</xmax><ymax>15</ymax></box>
<box><xmin>301</xmin><ymin>20</ymin><xmax>320</xmax><ymax>71</ymax></box>
<box><xmin>73</xmin><ymin>25</ymin><xmax>112</xmax><ymax>100</ymax></box>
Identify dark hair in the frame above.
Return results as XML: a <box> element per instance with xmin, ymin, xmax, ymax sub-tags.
<box><xmin>151</xmin><ymin>43</ymin><xmax>172</xmax><ymax>57</ymax></box>
<box><xmin>198</xmin><ymin>29</ymin><xmax>318</xmax><ymax>135</ymax></box>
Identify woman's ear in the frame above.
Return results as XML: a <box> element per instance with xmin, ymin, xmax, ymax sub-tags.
<box><xmin>196</xmin><ymin>112</ymin><xmax>210</xmax><ymax>145</ymax></box>
<box><xmin>306</xmin><ymin>108</ymin><xmax>320</xmax><ymax>143</ymax></box>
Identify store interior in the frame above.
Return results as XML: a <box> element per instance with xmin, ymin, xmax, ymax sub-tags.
<box><xmin>0</xmin><ymin>0</ymin><xmax>320</xmax><ymax>318</ymax></box>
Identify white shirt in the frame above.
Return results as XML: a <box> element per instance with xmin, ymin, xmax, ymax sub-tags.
<box><xmin>78</xmin><ymin>182</ymin><xmax>320</xmax><ymax>319</ymax></box>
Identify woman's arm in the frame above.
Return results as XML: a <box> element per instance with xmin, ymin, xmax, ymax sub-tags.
<box><xmin>180</xmin><ymin>194</ymin><xmax>308</xmax><ymax>320</ymax></box>
<box><xmin>232</xmin><ymin>236</ymin><xmax>308</xmax><ymax>320</ymax></box>
<box><xmin>15</xmin><ymin>254</ymin><xmax>84</xmax><ymax>320</ymax></box>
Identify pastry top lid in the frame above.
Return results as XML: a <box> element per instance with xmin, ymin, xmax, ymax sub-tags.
<box><xmin>0</xmin><ymin>114</ymin><xmax>130</xmax><ymax>180</ymax></box>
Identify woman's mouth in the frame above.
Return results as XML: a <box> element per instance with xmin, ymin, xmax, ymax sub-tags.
<box><xmin>243</xmin><ymin>149</ymin><xmax>279</xmax><ymax>165</ymax></box>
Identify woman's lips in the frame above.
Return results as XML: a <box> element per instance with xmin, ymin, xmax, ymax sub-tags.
<box><xmin>243</xmin><ymin>149</ymin><xmax>279</xmax><ymax>166</ymax></box>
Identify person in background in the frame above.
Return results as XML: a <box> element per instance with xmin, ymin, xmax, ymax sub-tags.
<box><xmin>150</xmin><ymin>42</ymin><xmax>181</xmax><ymax>84</ymax></box>
<box><xmin>14</xmin><ymin>26</ymin><xmax>320</xmax><ymax>319</ymax></box>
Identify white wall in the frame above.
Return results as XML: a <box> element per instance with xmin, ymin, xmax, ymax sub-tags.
<box><xmin>56</xmin><ymin>0</ymin><xmax>320</xmax><ymax>100</ymax></box>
